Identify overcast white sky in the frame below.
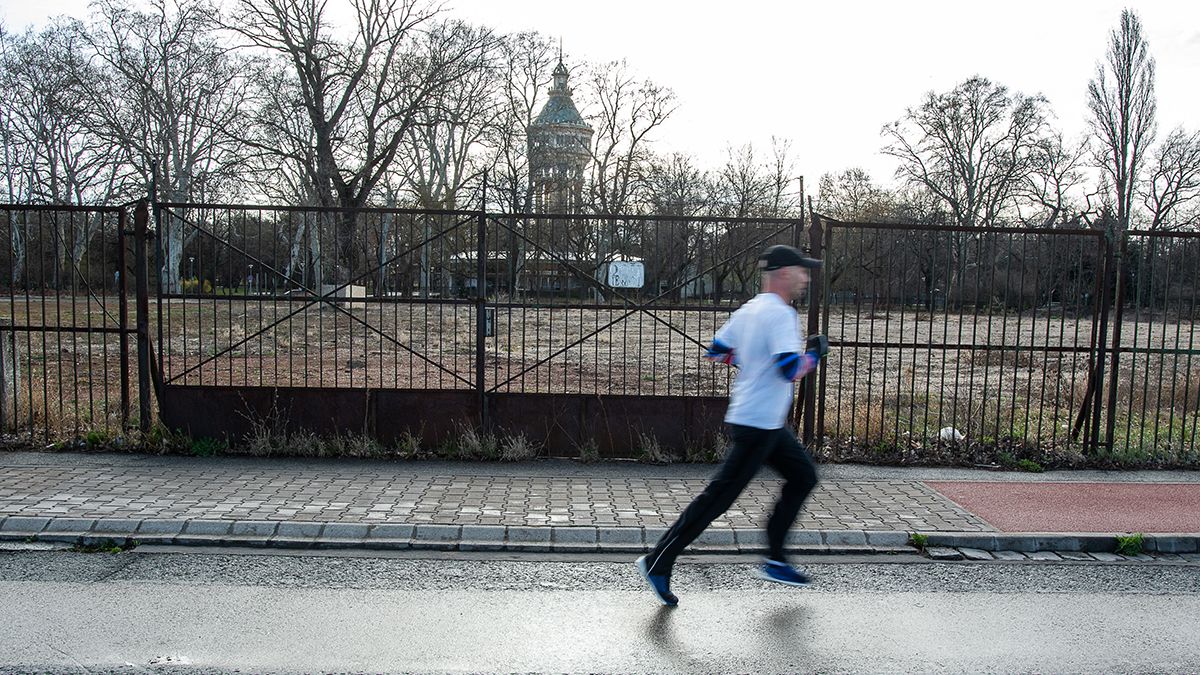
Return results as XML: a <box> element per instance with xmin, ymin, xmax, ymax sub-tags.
<box><xmin>4</xmin><ymin>0</ymin><xmax>1198</xmax><ymax>189</ymax></box>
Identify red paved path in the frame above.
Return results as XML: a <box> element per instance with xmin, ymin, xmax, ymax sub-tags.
<box><xmin>926</xmin><ymin>482</ymin><xmax>1200</xmax><ymax>533</ymax></box>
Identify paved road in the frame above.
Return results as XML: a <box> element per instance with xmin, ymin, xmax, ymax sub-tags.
<box><xmin>2</xmin><ymin>548</ymin><xmax>1199</xmax><ymax>673</ymax></box>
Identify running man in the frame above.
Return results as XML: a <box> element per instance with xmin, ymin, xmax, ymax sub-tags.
<box><xmin>637</xmin><ymin>244</ymin><xmax>827</xmax><ymax>606</ymax></box>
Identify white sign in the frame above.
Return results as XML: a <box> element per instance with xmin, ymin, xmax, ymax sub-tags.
<box><xmin>607</xmin><ymin>261</ymin><xmax>644</xmax><ymax>288</ymax></box>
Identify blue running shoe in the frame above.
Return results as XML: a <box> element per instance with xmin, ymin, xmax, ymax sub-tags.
<box><xmin>757</xmin><ymin>559</ymin><xmax>812</xmax><ymax>587</ymax></box>
<box><xmin>636</xmin><ymin>555</ymin><xmax>679</xmax><ymax>606</ymax></box>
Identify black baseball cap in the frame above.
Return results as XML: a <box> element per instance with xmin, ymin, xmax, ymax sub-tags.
<box><xmin>758</xmin><ymin>244</ymin><xmax>821</xmax><ymax>271</ymax></box>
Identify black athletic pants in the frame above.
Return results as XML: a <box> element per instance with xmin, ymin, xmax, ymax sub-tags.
<box><xmin>645</xmin><ymin>424</ymin><xmax>818</xmax><ymax>575</ymax></box>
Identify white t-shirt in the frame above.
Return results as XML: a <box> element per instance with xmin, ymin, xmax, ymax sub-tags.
<box><xmin>714</xmin><ymin>293</ymin><xmax>803</xmax><ymax>429</ymax></box>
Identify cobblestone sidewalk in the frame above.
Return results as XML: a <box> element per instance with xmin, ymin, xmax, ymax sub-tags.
<box><xmin>0</xmin><ymin>462</ymin><xmax>991</xmax><ymax>533</ymax></box>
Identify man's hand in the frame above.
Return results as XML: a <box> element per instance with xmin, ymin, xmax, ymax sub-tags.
<box><xmin>806</xmin><ymin>334</ymin><xmax>829</xmax><ymax>358</ymax></box>
<box><xmin>704</xmin><ymin>340</ymin><xmax>737</xmax><ymax>367</ymax></box>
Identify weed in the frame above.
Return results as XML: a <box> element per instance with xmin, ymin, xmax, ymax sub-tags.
<box><xmin>577</xmin><ymin>437</ymin><xmax>601</xmax><ymax>463</ymax></box>
<box><xmin>908</xmin><ymin>533</ymin><xmax>929</xmax><ymax>551</ymax></box>
<box><xmin>500</xmin><ymin>432</ymin><xmax>541</xmax><ymax>462</ymax></box>
<box><xmin>1015</xmin><ymin>458</ymin><xmax>1044</xmax><ymax>473</ymax></box>
<box><xmin>455</xmin><ymin>424</ymin><xmax>499</xmax><ymax>460</ymax></box>
<box><xmin>636</xmin><ymin>433</ymin><xmax>673</xmax><ymax>464</ymax></box>
<box><xmin>395</xmin><ymin>428</ymin><xmax>423</xmax><ymax>457</ymax></box>
<box><xmin>685</xmin><ymin>432</ymin><xmax>726</xmax><ymax>463</ymax></box>
<box><xmin>189</xmin><ymin>436</ymin><xmax>227</xmax><ymax>458</ymax></box>
<box><xmin>84</xmin><ymin>429</ymin><xmax>109</xmax><ymax>447</ymax></box>
<box><xmin>71</xmin><ymin>538</ymin><xmax>136</xmax><ymax>554</ymax></box>
<box><xmin>1115</xmin><ymin>533</ymin><xmax>1144</xmax><ymax>556</ymax></box>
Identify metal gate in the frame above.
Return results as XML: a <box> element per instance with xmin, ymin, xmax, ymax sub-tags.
<box><xmin>149</xmin><ymin>201</ymin><xmax>800</xmax><ymax>455</ymax></box>
<box><xmin>0</xmin><ymin>204</ymin><xmax>139</xmax><ymax>442</ymax></box>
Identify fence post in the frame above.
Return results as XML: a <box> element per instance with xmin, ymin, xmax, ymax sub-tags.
<box><xmin>476</xmin><ymin>195</ymin><xmax>489</xmax><ymax>431</ymax></box>
<box><xmin>1103</xmin><ymin>231</ymin><xmax>1128</xmax><ymax>453</ymax></box>
<box><xmin>1088</xmin><ymin>228</ymin><xmax>1117</xmax><ymax>453</ymax></box>
<box><xmin>134</xmin><ymin>200</ymin><xmax>152</xmax><ymax>432</ymax></box>
<box><xmin>0</xmin><ymin>318</ymin><xmax>13</xmax><ymax>432</ymax></box>
<box><xmin>118</xmin><ymin>208</ymin><xmax>130</xmax><ymax>428</ymax></box>
<box><xmin>802</xmin><ymin>209</ymin><xmax>825</xmax><ymax>446</ymax></box>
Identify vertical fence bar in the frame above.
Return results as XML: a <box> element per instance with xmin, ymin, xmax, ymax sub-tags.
<box><xmin>1088</xmin><ymin>229</ymin><xmax>1116</xmax><ymax>453</ymax></box>
<box><xmin>118</xmin><ymin>208</ymin><xmax>130</xmax><ymax>428</ymax></box>
<box><xmin>476</xmin><ymin>206</ymin><xmax>488</xmax><ymax>429</ymax></box>
<box><xmin>1105</xmin><ymin>233</ymin><xmax>1129</xmax><ymax>453</ymax></box>
<box><xmin>802</xmin><ymin>212</ymin><xmax>824</xmax><ymax>445</ymax></box>
<box><xmin>134</xmin><ymin>200</ymin><xmax>152</xmax><ymax>431</ymax></box>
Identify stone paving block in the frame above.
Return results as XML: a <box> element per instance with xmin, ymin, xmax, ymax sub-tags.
<box><xmin>90</xmin><ymin>518</ymin><xmax>142</xmax><ymax>535</ymax></box>
<box><xmin>1026</xmin><ymin>551</ymin><xmax>1062</xmax><ymax>561</ymax></box>
<box><xmin>44</xmin><ymin>518</ymin><xmax>96</xmax><ymax>533</ymax></box>
<box><xmin>1058</xmin><ymin>551</ymin><xmax>1095</xmax><ymax>561</ymax></box>
<box><xmin>958</xmin><ymin>548</ymin><xmax>993</xmax><ymax>561</ymax></box>
<box><xmin>598</xmin><ymin>527</ymin><xmax>643</xmax><ymax>545</ymax></box>
<box><xmin>1031</xmin><ymin>534</ymin><xmax>1107</xmax><ymax>552</ymax></box>
<box><xmin>507</xmin><ymin>526</ymin><xmax>551</xmax><ymax>544</ymax></box>
<box><xmin>734</xmin><ymin>529</ymin><xmax>768</xmax><ymax>552</ymax></box>
<box><xmin>413</xmin><ymin>524</ymin><xmax>460</xmax><ymax>542</ymax></box>
<box><xmin>137</xmin><ymin>520</ymin><xmax>186</xmax><ymax>536</ymax></box>
<box><xmin>784</xmin><ymin>530</ymin><xmax>822</xmax><ymax>548</ymax></box>
<box><xmin>823</xmin><ymin>530</ymin><xmax>867</xmax><ymax>547</ymax></box>
<box><xmin>276</xmin><ymin>522</ymin><xmax>325</xmax><ymax>538</ymax></box>
<box><xmin>1182</xmin><ymin>554</ymin><xmax>1200</xmax><ymax>563</ymax></box>
<box><xmin>321</xmin><ymin>523</ymin><xmax>370</xmax><ymax>539</ymax></box>
<box><xmin>1090</xmin><ymin>552</ymin><xmax>1124</xmax><ymax>562</ymax></box>
<box><xmin>929</xmin><ymin>533</ymin><xmax>997</xmax><ymax>550</ymax></box>
<box><xmin>182</xmin><ymin>520</ymin><xmax>233</xmax><ymax>536</ymax></box>
<box><xmin>552</xmin><ymin>527</ymin><xmax>598</xmax><ymax>545</ymax></box>
<box><xmin>1</xmin><ymin>516</ymin><xmax>51</xmax><ymax>534</ymax></box>
<box><xmin>368</xmin><ymin>523</ymin><xmax>414</xmax><ymax>540</ymax></box>
<box><xmin>1147</xmin><ymin>536</ymin><xmax>1198</xmax><ymax>554</ymax></box>
<box><xmin>865</xmin><ymin>531</ymin><xmax>909</xmax><ymax>548</ymax></box>
<box><xmin>642</xmin><ymin>526</ymin><xmax>668</xmax><ymax>545</ymax></box>
<box><xmin>926</xmin><ymin>546</ymin><xmax>963</xmax><ymax>561</ymax></box>
<box><xmin>692</xmin><ymin>528</ymin><xmax>736</xmax><ymax>546</ymax></box>
<box><xmin>229</xmin><ymin>521</ymin><xmax>279</xmax><ymax>538</ymax></box>
<box><xmin>459</xmin><ymin>524</ymin><xmax>506</xmax><ymax>550</ymax></box>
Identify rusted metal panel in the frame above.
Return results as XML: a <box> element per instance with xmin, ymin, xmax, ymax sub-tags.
<box><xmin>158</xmin><ymin>385</ymin><xmax>729</xmax><ymax>457</ymax></box>
<box><xmin>373</xmin><ymin>389</ymin><xmax>479</xmax><ymax>446</ymax></box>
<box><xmin>159</xmin><ymin>385</ymin><xmax>369</xmax><ymax>441</ymax></box>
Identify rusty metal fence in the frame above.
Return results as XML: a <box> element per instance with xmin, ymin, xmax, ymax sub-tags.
<box><xmin>0</xmin><ymin>204</ymin><xmax>141</xmax><ymax>443</ymax></box>
<box><xmin>804</xmin><ymin>215</ymin><xmax>1110</xmax><ymax>456</ymax></box>
<box><xmin>1</xmin><ymin>198</ymin><xmax>1197</xmax><ymax>463</ymax></box>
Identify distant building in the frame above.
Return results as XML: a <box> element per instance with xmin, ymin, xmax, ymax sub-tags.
<box><xmin>527</xmin><ymin>59</ymin><xmax>593</xmax><ymax>214</ymax></box>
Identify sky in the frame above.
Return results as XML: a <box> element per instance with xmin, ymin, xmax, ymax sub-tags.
<box><xmin>3</xmin><ymin>0</ymin><xmax>1199</xmax><ymax>191</ymax></box>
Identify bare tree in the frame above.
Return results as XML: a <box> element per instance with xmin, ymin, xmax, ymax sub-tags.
<box><xmin>580</xmin><ymin>60</ymin><xmax>676</xmax><ymax>215</ymax></box>
<box><xmin>883</xmin><ymin>76</ymin><xmax>1050</xmax><ymax>229</ymax></box>
<box><xmin>883</xmin><ymin>76</ymin><xmax>1050</xmax><ymax>305</ymax></box>
<box><xmin>400</xmin><ymin>21</ymin><xmax>501</xmax><ymax>210</ymax></box>
<box><xmin>814</xmin><ymin>168</ymin><xmax>894</xmax><ymax>289</ymax></box>
<box><xmin>1020</xmin><ymin>132</ymin><xmax>1089</xmax><ymax>227</ymax></box>
<box><xmin>1140</xmin><ymin>127</ymin><xmax>1200</xmax><ymax>230</ymax></box>
<box><xmin>80</xmin><ymin>0</ymin><xmax>254</xmax><ymax>291</ymax></box>
<box><xmin>0</xmin><ymin>23</ymin><xmax>131</xmax><ymax>287</ymax></box>
<box><xmin>1087</xmin><ymin>8</ymin><xmax>1157</xmax><ymax>233</ymax></box>
<box><xmin>491</xmin><ymin>31</ymin><xmax>556</xmax><ymax>214</ymax></box>
<box><xmin>228</xmin><ymin>0</ymin><xmax>493</xmax><ymax>283</ymax></box>
<box><xmin>765</xmin><ymin>137</ymin><xmax>803</xmax><ymax>218</ymax></box>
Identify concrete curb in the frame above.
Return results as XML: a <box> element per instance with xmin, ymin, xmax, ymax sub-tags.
<box><xmin>0</xmin><ymin>517</ymin><xmax>918</xmax><ymax>555</ymax></box>
<box><xmin>2</xmin><ymin>516</ymin><xmax>1195</xmax><ymax>555</ymax></box>
<box><xmin>920</xmin><ymin>531</ymin><xmax>1200</xmax><ymax>554</ymax></box>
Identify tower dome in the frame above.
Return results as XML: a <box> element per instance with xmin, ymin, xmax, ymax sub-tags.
<box><xmin>527</xmin><ymin>58</ymin><xmax>593</xmax><ymax>213</ymax></box>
